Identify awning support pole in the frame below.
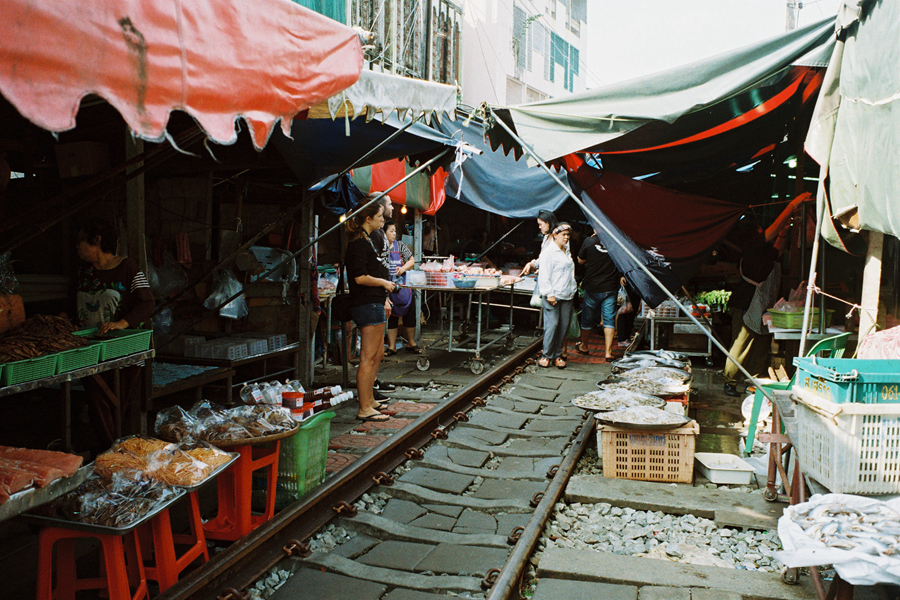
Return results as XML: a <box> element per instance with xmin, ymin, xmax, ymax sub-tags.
<box><xmin>490</xmin><ymin>111</ymin><xmax>776</xmax><ymax>403</ymax></box>
<box><xmin>799</xmin><ymin>180</ymin><xmax>827</xmax><ymax>356</ymax></box>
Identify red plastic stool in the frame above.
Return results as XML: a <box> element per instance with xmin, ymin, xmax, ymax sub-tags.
<box><xmin>36</xmin><ymin>526</ymin><xmax>148</xmax><ymax>600</ymax></box>
<box><xmin>202</xmin><ymin>441</ymin><xmax>280</xmax><ymax>542</ymax></box>
<box><xmin>136</xmin><ymin>491</ymin><xmax>209</xmax><ymax>591</ymax></box>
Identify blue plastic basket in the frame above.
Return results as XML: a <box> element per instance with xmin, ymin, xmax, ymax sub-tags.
<box><xmin>793</xmin><ymin>357</ymin><xmax>900</xmax><ymax>404</ymax></box>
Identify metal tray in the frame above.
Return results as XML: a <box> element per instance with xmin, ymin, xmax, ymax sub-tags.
<box><xmin>175</xmin><ymin>450</ymin><xmax>238</xmax><ymax>492</ymax></box>
<box><xmin>597</xmin><ymin>414</ymin><xmax>692</xmax><ymax>431</ymax></box>
<box><xmin>20</xmin><ymin>487</ymin><xmax>185</xmax><ymax>535</ymax></box>
<box><xmin>571</xmin><ymin>391</ymin><xmax>665</xmax><ymax>412</ymax></box>
<box><xmin>195</xmin><ymin>423</ymin><xmax>299</xmax><ymax>448</ymax></box>
<box><xmin>0</xmin><ymin>465</ymin><xmax>91</xmax><ymax>524</ymax></box>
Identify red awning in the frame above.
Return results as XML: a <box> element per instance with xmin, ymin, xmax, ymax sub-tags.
<box><xmin>0</xmin><ymin>0</ymin><xmax>363</xmax><ymax>150</ymax></box>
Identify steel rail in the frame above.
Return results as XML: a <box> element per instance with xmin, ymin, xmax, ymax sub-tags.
<box><xmin>156</xmin><ymin>337</ymin><xmax>542</xmax><ymax>600</ymax></box>
<box><xmin>485</xmin><ymin>413</ymin><xmax>594</xmax><ymax>600</ymax></box>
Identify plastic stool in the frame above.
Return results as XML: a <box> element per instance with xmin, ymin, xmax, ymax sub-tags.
<box><xmin>36</xmin><ymin>526</ymin><xmax>148</xmax><ymax>600</ymax></box>
<box><xmin>202</xmin><ymin>441</ymin><xmax>280</xmax><ymax>541</ymax></box>
<box><xmin>137</xmin><ymin>492</ymin><xmax>209</xmax><ymax>591</ymax></box>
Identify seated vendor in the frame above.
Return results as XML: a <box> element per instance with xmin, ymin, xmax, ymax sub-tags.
<box><xmin>463</xmin><ymin>228</ymin><xmax>497</xmax><ymax>270</ymax></box>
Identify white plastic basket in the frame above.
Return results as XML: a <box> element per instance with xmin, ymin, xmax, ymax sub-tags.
<box><xmin>793</xmin><ymin>387</ymin><xmax>900</xmax><ymax>494</ymax></box>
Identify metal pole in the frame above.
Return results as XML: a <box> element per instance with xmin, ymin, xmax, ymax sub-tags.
<box><xmin>490</xmin><ymin>111</ymin><xmax>777</xmax><ymax>403</ymax></box>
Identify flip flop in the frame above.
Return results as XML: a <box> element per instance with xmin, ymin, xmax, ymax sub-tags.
<box><xmin>404</xmin><ymin>345</ymin><xmax>423</xmax><ymax>354</ymax></box>
<box><xmin>538</xmin><ymin>357</ymin><xmax>551</xmax><ymax>368</ymax></box>
<box><xmin>574</xmin><ymin>343</ymin><xmax>590</xmax><ymax>356</ymax></box>
<box><xmin>372</xmin><ymin>402</ymin><xmax>384</xmax><ymax>410</ymax></box>
<box><xmin>357</xmin><ymin>413</ymin><xmax>390</xmax><ymax>422</ymax></box>
<box><xmin>555</xmin><ymin>358</ymin><xmax>567</xmax><ymax>369</ymax></box>
<box><xmin>385</xmin><ymin>348</ymin><xmax>397</xmax><ymax>356</ymax></box>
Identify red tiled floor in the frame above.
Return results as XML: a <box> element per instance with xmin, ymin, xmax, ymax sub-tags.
<box><xmin>329</xmin><ymin>434</ymin><xmax>390</xmax><ymax>450</ymax></box>
<box><xmin>353</xmin><ymin>417</ymin><xmax>415</xmax><ymax>432</ymax></box>
<box><xmin>381</xmin><ymin>402</ymin><xmax>436</xmax><ymax>415</ymax></box>
<box><xmin>326</xmin><ymin>453</ymin><xmax>358</xmax><ymax>472</ymax></box>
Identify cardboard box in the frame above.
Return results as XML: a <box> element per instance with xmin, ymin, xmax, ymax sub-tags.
<box><xmin>55</xmin><ymin>141</ymin><xmax>109</xmax><ymax>178</ymax></box>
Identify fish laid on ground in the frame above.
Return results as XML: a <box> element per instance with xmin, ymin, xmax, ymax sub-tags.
<box><xmin>789</xmin><ymin>499</ymin><xmax>900</xmax><ymax>557</ymax></box>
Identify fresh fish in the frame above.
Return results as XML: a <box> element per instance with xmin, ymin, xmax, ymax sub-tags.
<box><xmin>618</xmin><ymin>366</ymin><xmax>692</xmax><ymax>383</ymax></box>
<box><xmin>790</xmin><ymin>499</ymin><xmax>900</xmax><ymax>557</ymax></box>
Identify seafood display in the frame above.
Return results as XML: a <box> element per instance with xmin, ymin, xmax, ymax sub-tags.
<box><xmin>598</xmin><ymin>377</ymin><xmax>690</xmax><ymax>397</ymax></box>
<box><xmin>0</xmin><ymin>315</ymin><xmax>87</xmax><ymax>362</ymax></box>
<box><xmin>788</xmin><ymin>497</ymin><xmax>900</xmax><ymax>557</ymax></box>
<box><xmin>597</xmin><ymin>405</ymin><xmax>691</xmax><ymax>428</ymax></box>
<box><xmin>618</xmin><ymin>366</ymin><xmax>693</xmax><ymax>383</ymax></box>
<box><xmin>571</xmin><ymin>389</ymin><xmax>665</xmax><ymax>412</ymax></box>
<box><xmin>611</xmin><ymin>354</ymin><xmax>690</xmax><ymax>373</ymax></box>
<box><xmin>630</xmin><ymin>349</ymin><xmax>691</xmax><ymax>362</ymax></box>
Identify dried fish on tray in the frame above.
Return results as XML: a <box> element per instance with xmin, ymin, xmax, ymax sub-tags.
<box><xmin>571</xmin><ymin>389</ymin><xmax>665</xmax><ymax>412</ymax></box>
<box><xmin>597</xmin><ymin>405</ymin><xmax>691</xmax><ymax>430</ymax></box>
<box><xmin>617</xmin><ymin>366</ymin><xmax>692</xmax><ymax>383</ymax></box>
<box><xmin>0</xmin><ymin>315</ymin><xmax>87</xmax><ymax>363</ymax></box>
<box><xmin>778</xmin><ymin>494</ymin><xmax>900</xmax><ymax>586</ymax></box>
<box><xmin>597</xmin><ymin>377</ymin><xmax>690</xmax><ymax>397</ymax></box>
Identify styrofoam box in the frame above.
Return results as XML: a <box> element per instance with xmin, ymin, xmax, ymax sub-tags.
<box><xmin>694</xmin><ymin>452</ymin><xmax>754</xmax><ymax>485</ymax></box>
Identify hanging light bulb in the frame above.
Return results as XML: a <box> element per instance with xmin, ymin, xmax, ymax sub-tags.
<box><xmin>339</xmin><ymin>214</ymin><xmax>346</xmax><ymax>222</ymax></box>
<box><xmin>400</xmin><ymin>205</ymin><xmax>408</xmax><ymax>214</ymax></box>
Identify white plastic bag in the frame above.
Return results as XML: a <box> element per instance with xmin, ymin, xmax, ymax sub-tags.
<box><xmin>204</xmin><ymin>269</ymin><xmax>249</xmax><ymax>320</ymax></box>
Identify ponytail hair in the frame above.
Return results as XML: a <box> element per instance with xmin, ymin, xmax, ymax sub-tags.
<box><xmin>537</xmin><ymin>210</ymin><xmax>559</xmax><ymax>232</ymax></box>
<box><xmin>343</xmin><ymin>200</ymin><xmax>383</xmax><ymax>242</ymax></box>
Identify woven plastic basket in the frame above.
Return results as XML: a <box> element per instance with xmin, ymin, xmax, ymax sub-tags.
<box><xmin>2</xmin><ymin>354</ymin><xmax>59</xmax><ymax>386</ymax></box>
<box><xmin>599</xmin><ymin>420</ymin><xmax>698</xmax><ymax>483</ymax></box>
<box><xmin>769</xmin><ymin>308</ymin><xmax>833</xmax><ymax>330</ymax></box>
<box><xmin>56</xmin><ymin>344</ymin><xmax>102</xmax><ymax>374</ymax></box>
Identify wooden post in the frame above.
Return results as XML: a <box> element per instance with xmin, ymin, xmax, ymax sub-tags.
<box><xmin>859</xmin><ymin>231</ymin><xmax>884</xmax><ymax>338</ymax></box>
<box><xmin>297</xmin><ymin>192</ymin><xmax>315</xmax><ymax>386</ymax></box>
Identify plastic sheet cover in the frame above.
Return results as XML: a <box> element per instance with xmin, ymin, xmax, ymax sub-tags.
<box><xmin>0</xmin><ymin>0</ymin><xmax>363</xmax><ymax>149</ymax></box>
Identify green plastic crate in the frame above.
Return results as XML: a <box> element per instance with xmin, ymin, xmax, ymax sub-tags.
<box><xmin>75</xmin><ymin>328</ymin><xmax>152</xmax><ymax>361</ymax></box>
<box><xmin>1</xmin><ymin>354</ymin><xmax>58</xmax><ymax>386</ymax></box>
<box><xmin>793</xmin><ymin>357</ymin><xmax>900</xmax><ymax>404</ymax></box>
<box><xmin>276</xmin><ymin>411</ymin><xmax>334</xmax><ymax>507</ymax></box>
<box><xmin>769</xmin><ymin>307</ymin><xmax>834</xmax><ymax>330</ymax></box>
<box><xmin>55</xmin><ymin>343</ymin><xmax>102</xmax><ymax>374</ymax></box>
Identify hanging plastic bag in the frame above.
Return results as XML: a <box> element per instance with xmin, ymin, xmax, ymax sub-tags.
<box><xmin>567</xmin><ymin>309</ymin><xmax>581</xmax><ymax>339</ymax></box>
<box><xmin>617</xmin><ymin>285</ymin><xmax>633</xmax><ymax>315</ymax></box>
<box><xmin>204</xmin><ymin>269</ymin><xmax>249</xmax><ymax>320</ymax></box>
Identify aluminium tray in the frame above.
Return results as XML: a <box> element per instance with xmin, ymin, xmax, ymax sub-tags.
<box><xmin>596</xmin><ymin>413</ymin><xmax>692</xmax><ymax>431</ymax></box>
<box><xmin>0</xmin><ymin>465</ymin><xmax>91</xmax><ymax>524</ymax></box>
<box><xmin>20</xmin><ymin>486</ymin><xmax>185</xmax><ymax>535</ymax></box>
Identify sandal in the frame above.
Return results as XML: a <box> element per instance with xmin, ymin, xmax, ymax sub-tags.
<box><xmin>357</xmin><ymin>412</ymin><xmax>390</xmax><ymax>422</ymax></box>
<box><xmin>555</xmin><ymin>357</ymin><xmax>567</xmax><ymax>369</ymax></box>
<box><xmin>385</xmin><ymin>348</ymin><xmax>397</xmax><ymax>356</ymax></box>
<box><xmin>538</xmin><ymin>357</ymin><xmax>551</xmax><ymax>368</ymax></box>
<box><xmin>574</xmin><ymin>343</ymin><xmax>589</xmax><ymax>355</ymax></box>
<box><xmin>404</xmin><ymin>345</ymin><xmax>423</xmax><ymax>354</ymax></box>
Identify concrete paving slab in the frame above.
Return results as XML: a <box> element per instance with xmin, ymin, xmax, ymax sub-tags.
<box><xmin>383</xmin><ymin>589</ymin><xmax>459</xmax><ymax>600</ymax></box>
<box><xmin>425</xmin><ymin>504</ymin><xmax>463</xmax><ymax>519</ymax></box>
<box><xmin>510</xmin><ymin>399</ymin><xmax>545</xmax><ymax>413</ymax></box>
<box><xmin>637</xmin><ymin>586</ymin><xmax>690</xmax><ymax>600</ymax></box>
<box><xmin>488</xmin><ymin>397</ymin><xmax>518</xmax><ymax>411</ymax></box>
<box><xmin>399</xmin><ymin>468</ymin><xmax>476</xmax><ymax>495</ymax></box>
<box><xmin>270</xmin><ymin>568</ymin><xmax>387</xmax><ymax>600</ymax></box>
<box><xmin>495</xmin><ymin>513</ymin><xmax>531</xmax><ymax>536</ymax></box>
<box><xmin>381</xmin><ymin>499</ymin><xmax>429</xmax><ymax>524</ymax></box>
<box><xmin>303</xmin><ymin>553</ymin><xmax>483</xmax><ymax>594</ymax></box>
<box><xmin>455</xmin><ymin>509</ymin><xmax>497</xmax><ymax>533</ymax></box>
<box><xmin>387</xmin><ymin>481</ymin><xmax>531</xmax><ymax>513</ymax></box>
<box><xmin>539</xmin><ymin>548</ymin><xmax>817</xmax><ymax>600</ymax></box>
<box><xmin>331</xmin><ymin>533</ymin><xmax>381</xmax><ymax>559</ymax></box>
<box><xmin>414</xmin><ymin>543</ymin><xmax>511</xmax><ymax>576</ymax></box>
<box><xmin>516</xmin><ymin>378</ymin><xmax>563</xmax><ymax>390</ymax></box>
<box><xmin>541</xmin><ymin>403</ymin><xmax>585</xmax><ymax>416</ymax></box>
<box><xmin>450</xmin><ymin>428</ymin><xmax>509</xmax><ymax>446</ymax></box>
<box><xmin>565</xmin><ymin>476</ymin><xmax>783</xmax><ymax>529</ymax></box>
<box><xmin>524</xmin><ymin>418</ymin><xmax>583</xmax><ymax>433</ymax></box>
<box><xmin>496</xmin><ymin>457</ymin><xmax>535</xmax><ymax>471</ymax></box>
<box><xmin>510</xmin><ymin>387</ymin><xmax>559</xmax><ymax>401</ymax></box>
<box><xmin>692</xmin><ymin>589</ymin><xmax>742</xmax><ymax>600</ymax></box>
<box><xmin>418</xmin><ymin>454</ymin><xmax>545</xmax><ymax>482</ymax></box>
<box><xmin>467</xmin><ymin>411</ymin><xmax>530</xmax><ymax>430</ymax></box>
<box><xmin>408</xmin><ymin>513</ymin><xmax>457</xmax><ymax>531</ymax></box>
<box><xmin>357</xmin><ymin>540</ymin><xmax>435</xmax><ymax>570</ymax></box>
<box><xmin>504</xmin><ymin>438</ymin><xmax>567</xmax><ymax>456</ymax></box>
<box><xmin>531</xmin><ymin>578</ymin><xmax>638</xmax><ymax>600</ymax></box>
<box><xmin>474</xmin><ymin>478</ymin><xmax>548</xmax><ymax>500</ymax></box>
<box><xmin>447</xmin><ymin>446</ymin><xmax>491</xmax><ymax>468</ymax></box>
<box><xmin>342</xmin><ymin>512</ymin><xmax>507</xmax><ymax>548</ymax></box>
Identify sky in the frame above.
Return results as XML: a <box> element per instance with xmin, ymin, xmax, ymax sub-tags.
<box><xmin>584</xmin><ymin>0</ymin><xmax>841</xmax><ymax>88</ymax></box>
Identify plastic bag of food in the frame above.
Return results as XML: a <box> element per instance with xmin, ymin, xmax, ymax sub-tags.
<box><xmin>178</xmin><ymin>440</ymin><xmax>233</xmax><ymax>470</ymax></box>
<box><xmin>228</xmin><ymin>405</ymin><xmax>279</xmax><ymax>437</ymax></box>
<box><xmin>247</xmin><ymin>404</ymin><xmax>295</xmax><ymax>431</ymax></box>
<box><xmin>204</xmin><ymin>269</ymin><xmax>249</xmax><ymax>320</ymax></box>
<box><xmin>154</xmin><ymin>406</ymin><xmax>201</xmax><ymax>442</ymax></box>
<box><xmin>147</xmin><ymin>447</ymin><xmax>212</xmax><ymax>487</ymax></box>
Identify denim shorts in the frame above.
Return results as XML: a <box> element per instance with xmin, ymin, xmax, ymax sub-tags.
<box><xmin>581</xmin><ymin>289</ymin><xmax>617</xmax><ymax>330</ymax></box>
<box><xmin>352</xmin><ymin>302</ymin><xmax>387</xmax><ymax>328</ymax></box>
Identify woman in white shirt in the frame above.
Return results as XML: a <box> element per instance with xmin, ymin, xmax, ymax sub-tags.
<box><xmin>537</xmin><ymin>223</ymin><xmax>576</xmax><ymax>368</ymax></box>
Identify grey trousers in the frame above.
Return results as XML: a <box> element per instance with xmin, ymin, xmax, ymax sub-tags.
<box><xmin>542</xmin><ymin>298</ymin><xmax>574</xmax><ymax>359</ymax></box>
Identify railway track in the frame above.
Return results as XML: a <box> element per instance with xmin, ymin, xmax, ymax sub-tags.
<box><xmin>158</xmin><ymin>338</ymin><xmax>596</xmax><ymax>600</ymax></box>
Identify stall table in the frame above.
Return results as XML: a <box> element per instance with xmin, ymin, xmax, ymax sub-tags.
<box><xmin>647</xmin><ymin>315</ymin><xmax>714</xmax><ymax>365</ymax></box>
<box><xmin>0</xmin><ymin>349</ymin><xmax>155</xmax><ymax>452</ymax></box>
<box><xmin>150</xmin><ymin>363</ymin><xmax>236</xmax><ymax>404</ymax></box>
<box><xmin>156</xmin><ymin>343</ymin><xmax>301</xmax><ymax>405</ymax></box>
<box><xmin>405</xmin><ymin>281</ymin><xmax>517</xmax><ymax>374</ymax></box>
